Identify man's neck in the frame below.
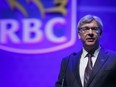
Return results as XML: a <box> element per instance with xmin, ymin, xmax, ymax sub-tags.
<box><xmin>83</xmin><ymin>45</ymin><xmax>99</xmax><ymax>53</ymax></box>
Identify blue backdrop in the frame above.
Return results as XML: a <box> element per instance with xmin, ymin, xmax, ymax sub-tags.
<box><xmin>0</xmin><ymin>0</ymin><xmax>116</xmax><ymax>87</ymax></box>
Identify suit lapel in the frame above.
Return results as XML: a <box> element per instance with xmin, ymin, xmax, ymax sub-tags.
<box><xmin>71</xmin><ymin>50</ymin><xmax>82</xmax><ymax>87</ymax></box>
<box><xmin>86</xmin><ymin>48</ymin><xmax>109</xmax><ymax>87</ymax></box>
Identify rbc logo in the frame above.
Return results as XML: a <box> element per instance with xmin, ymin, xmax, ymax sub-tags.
<box><xmin>0</xmin><ymin>0</ymin><xmax>77</xmax><ymax>54</ymax></box>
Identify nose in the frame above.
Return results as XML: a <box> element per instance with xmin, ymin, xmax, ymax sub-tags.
<box><xmin>88</xmin><ymin>29</ymin><xmax>94</xmax><ymax>37</ymax></box>
<box><xmin>88</xmin><ymin>28</ymin><xmax>93</xmax><ymax>34</ymax></box>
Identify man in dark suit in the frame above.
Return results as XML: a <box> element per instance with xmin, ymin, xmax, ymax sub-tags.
<box><xmin>55</xmin><ymin>14</ymin><xmax>116</xmax><ymax>87</ymax></box>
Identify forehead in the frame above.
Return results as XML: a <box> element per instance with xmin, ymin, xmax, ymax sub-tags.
<box><xmin>81</xmin><ymin>20</ymin><xmax>98</xmax><ymax>28</ymax></box>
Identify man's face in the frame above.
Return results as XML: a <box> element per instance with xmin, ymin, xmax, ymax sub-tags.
<box><xmin>78</xmin><ymin>20</ymin><xmax>101</xmax><ymax>47</ymax></box>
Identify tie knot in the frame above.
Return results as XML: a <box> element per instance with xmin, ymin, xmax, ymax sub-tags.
<box><xmin>86</xmin><ymin>53</ymin><xmax>93</xmax><ymax>58</ymax></box>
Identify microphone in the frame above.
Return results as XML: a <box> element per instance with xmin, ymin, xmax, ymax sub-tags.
<box><xmin>61</xmin><ymin>52</ymin><xmax>76</xmax><ymax>87</ymax></box>
<box><xmin>61</xmin><ymin>76</ymin><xmax>64</xmax><ymax>87</ymax></box>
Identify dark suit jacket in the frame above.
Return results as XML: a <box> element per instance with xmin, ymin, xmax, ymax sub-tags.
<box><xmin>56</xmin><ymin>48</ymin><xmax>116</xmax><ymax>87</ymax></box>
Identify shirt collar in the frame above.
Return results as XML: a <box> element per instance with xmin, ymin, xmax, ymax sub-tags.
<box><xmin>82</xmin><ymin>46</ymin><xmax>101</xmax><ymax>58</ymax></box>
<box><xmin>82</xmin><ymin>48</ymin><xmax>88</xmax><ymax>58</ymax></box>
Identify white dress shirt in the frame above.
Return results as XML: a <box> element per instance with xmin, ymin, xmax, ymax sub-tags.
<box><xmin>79</xmin><ymin>47</ymin><xmax>101</xmax><ymax>87</ymax></box>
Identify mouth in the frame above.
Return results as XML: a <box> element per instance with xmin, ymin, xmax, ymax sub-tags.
<box><xmin>86</xmin><ymin>38</ymin><xmax>95</xmax><ymax>42</ymax></box>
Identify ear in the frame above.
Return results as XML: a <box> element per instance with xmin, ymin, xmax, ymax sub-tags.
<box><xmin>99</xmin><ymin>32</ymin><xmax>102</xmax><ymax>38</ymax></box>
<box><xmin>78</xmin><ymin>33</ymin><xmax>81</xmax><ymax>39</ymax></box>
<box><xmin>100</xmin><ymin>34</ymin><xmax>102</xmax><ymax>38</ymax></box>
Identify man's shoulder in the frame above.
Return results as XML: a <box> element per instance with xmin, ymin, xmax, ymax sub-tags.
<box><xmin>104</xmin><ymin>49</ymin><xmax>116</xmax><ymax>55</ymax></box>
<box><xmin>62</xmin><ymin>50</ymin><xmax>82</xmax><ymax>62</ymax></box>
<box><xmin>107</xmin><ymin>50</ymin><xmax>116</xmax><ymax>57</ymax></box>
<box><xmin>101</xmin><ymin>48</ymin><xmax>116</xmax><ymax>58</ymax></box>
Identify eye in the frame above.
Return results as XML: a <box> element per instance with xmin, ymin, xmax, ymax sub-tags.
<box><xmin>91</xmin><ymin>27</ymin><xmax>98</xmax><ymax>30</ymax></box>
<box><xmin>81</xmin><ymin>27</ymin><xmax>90</xmax><ymax>31</ymax></box>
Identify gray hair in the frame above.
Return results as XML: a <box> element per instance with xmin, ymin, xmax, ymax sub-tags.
<box><xmin>77</xmin><ymin>14</ymin><xmax>103</xmax><ymax>34</ymax></box>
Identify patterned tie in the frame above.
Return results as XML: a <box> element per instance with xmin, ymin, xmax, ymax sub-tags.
<box><xmin>84</xmin><ymin>53</ymin><xmax>93</xmax><ymax>87</ymax></box>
